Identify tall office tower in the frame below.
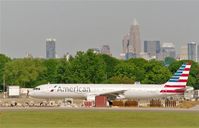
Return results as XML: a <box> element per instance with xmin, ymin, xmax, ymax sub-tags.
<box><xmin>179</xmin><ymin>45</ymin><xmax>188</xmax><ymax>60</ymax></box>
<box><xmin>121</xmin><ymin>33</ymin><xmax>135</xmax><ymax>60</ymax></box>
<box><xmin>161</xmin><ymin>42</ymin><xmax>176</xmax><ymax>60</ymax></box>
<box><xmin>129</xmin><ymin>19</ymin><xmax>141</xmax><ymax>57</ymax></box>
<box><xmin>144</xmin><ymin>40</ymin><xmax>161</xmax><ymax>59</ymax></box>
<box><xmin>101</xmin><ymin>45</ymin><xmax>112</xmax><ymax>56</ymax></box>
<box><xmin>25</xmin><ymin>53</ymin><xmax>33</xmax><ymax>58</ymax></box>
<box><xmin>122</xmin><ymin>33</ymin><xmax>130</xmax><ymax>53</ymax></box>
<box><xmin>46</xmin><ymin>38</ymin><xmax>56</xmax><ymax>59</ymax></box>
<box><xmin>188</xmin><ymin>42</ymin><xmax>197</xmax><ymax>61</ymax></box>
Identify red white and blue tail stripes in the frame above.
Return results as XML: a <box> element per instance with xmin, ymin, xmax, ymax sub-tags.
<box><xmin>160</xmin><ymin>63</ymin><xmax>191</xmax><ymax>94</ymax></box>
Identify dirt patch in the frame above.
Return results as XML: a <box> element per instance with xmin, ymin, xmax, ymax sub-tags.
<box><xmin>178</xmin><ymin>101</ymin><xmax>199</xmax><ymax>108</ymax></box>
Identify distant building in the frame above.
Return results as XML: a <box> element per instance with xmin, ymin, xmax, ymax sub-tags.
<box><xmin>25</xmin><ymin>52</ymin><xmax>33</xmax><ymax>58</ymax></box>
<box><xmin>129</xmin><ymin>19</ymin><xmax>141</xmax><ymax>57</ymax></box>
<box><xmin>161</xmin><ymin>42</ymin><xmax>176</xmax><ymax>60</ymax></box>
<box><xmin>179</xmin><ymin>45</ymin><xmax>188</xmax><ymax>60</ymax></box>
<box><xmin>139</xmin><ymin>52</ymin><xmax>151</xmax><ymax>60</ymax></box>
<box><xmin>63</xmin><ymin>52</ymin><xmax>72</xmax><ymax>61</ymax></box>
<box><xmin>144</xmin><ymin>40</ymin><xmax>161</xmax><ymax>59</ymax></box>
<box><xmin>121</xmin><ymin>33</ymin><xmax>136</xmax><ymax>60</ymax></box>
<box><xmin>188</xmin><ymin>42</ymin><xmax>197</xmax><ymax>61</ymax></box>
<box><xmin>120</xmin><ymin>53</ymin><xmax>126</xmax><ymax>60</ymax></box>
<box><xmin>46</xmin><ymin>38</ymin><xmax>56</xmax><ymax>59</ymax></box>
<box><xmin>121</xmin><ymin>19</ymin><xmax>141</xmax><ymax>60</ymax></box>
<box><xmin>90</xmin><ymin>48</ymin><xmax>100</xmax><ymax>54</ymax></box>
<box><xmin>122</xmin><ymin>33</ymin><xmax>130</xmax><ymax>54</ymax></box>
<box><xmin>101</xmin><ymin>45</ymin><xmax>112</xmax><ymax>56</ymax></box>
<box><xmin>125</xmin><ymin>52</ymin><xmax>136</xmax><ymax>60</ymax></box>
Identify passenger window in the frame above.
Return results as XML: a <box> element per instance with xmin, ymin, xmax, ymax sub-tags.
<box><xmin>34</xmin><ymin>88</ymin><xmax>40</xmax><ymax>90</ymax></box>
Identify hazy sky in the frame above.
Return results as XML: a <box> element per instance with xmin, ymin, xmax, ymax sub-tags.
<box><xmin>1</xmin><ymin>0</ymin><xmax>199</xmax><ymax>58</ymax></box>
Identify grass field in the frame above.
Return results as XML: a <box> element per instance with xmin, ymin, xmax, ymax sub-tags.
<box><xmin>0</xmin><ymin>109</ymin><xmax>199</xmax><ymax>128</ymax></box>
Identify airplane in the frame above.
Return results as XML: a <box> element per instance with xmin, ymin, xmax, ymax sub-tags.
<box><xmin>29</xmin><ymin>63</ymin><xmax>192</xmax><ymax>101</ymax></box>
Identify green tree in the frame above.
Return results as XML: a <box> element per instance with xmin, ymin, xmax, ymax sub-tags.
<box><xmin>100</xmin><ymin>54</ymin><xmax>120</xmax><ymax>79</ymax></box>
<box><xmin>0</xmin><ymin>54</ymin><xmax>11</xmax><ymax>90</ymax></box>
<box><xmin>56</xmin><ymin>58</ymin><xmax>73</xmax><ymax>83</ymax></box>
<box><xmin>113</xmin><ymin>62</ymin><xmax>136</xmax><ymax>81</ymax></box>
<box><xmin>142</xmin><ymin>60</ymin><xmax>171</xmax><ymax>84</ymax></box>
<box><xmin>104</xmin><ymin>76</ymin><xmax>134</xmax><ymax>84</ymax></box>
<box><xmin>42</xmin><ymin>59</ymin><xmax>60</xmax><ymax>83</ymax></box>
<box><xmin>164</xmin><ymin>57</ymin><xmax>176</xmax><ymax>66</ymax></box>
<box><xmin>127</xmin><ymin>58</ymin><xmax>148</xmax><ymax>82</ymax></box>
<box><xmin>70</xmin><ymin>50</ymin><xmax>106</xmax><ymax>83</ymax></box>
<box><xmin>4</xmin><ymin>58</ymin><xmax>46</xmax><ymax>88</ymax></box>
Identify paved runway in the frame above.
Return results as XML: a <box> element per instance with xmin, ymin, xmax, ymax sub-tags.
<box><xmin>1</xmin><ymin>106</ymin><xmax>199</xmax><ymax>112</ymax></box>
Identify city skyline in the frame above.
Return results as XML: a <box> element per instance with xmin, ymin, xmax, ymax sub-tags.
<box><xmin>1</xmin><ymin>1</ymin><xmax>199</xmax><ymax>58</ymax></box>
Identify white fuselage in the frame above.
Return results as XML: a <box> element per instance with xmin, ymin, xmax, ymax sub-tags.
<box><xmin>29</xmin><ymin>84</ymin><xmax>172</xmax><ymax>100</ymax></box>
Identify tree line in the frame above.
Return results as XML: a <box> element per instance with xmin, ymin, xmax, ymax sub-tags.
<box><xmin>0</xmin><ymin>50</ymin><xmax>198</xmax><ymax>90</ymax></box>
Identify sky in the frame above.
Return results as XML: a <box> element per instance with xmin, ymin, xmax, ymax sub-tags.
<box><xmin>1</xmin><ymin>0</ymin><xmax>199</xmax><ymax>58</ymax></box>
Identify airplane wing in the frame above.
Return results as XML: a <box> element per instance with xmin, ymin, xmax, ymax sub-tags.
<box><xmin>87</xmin><ymin>90</ymin><xmax>127</xmax><ymax>100</ymax></box>
<box><xmin>89</xmin><ymin>90</ymin><xmax>126</xmax><ymax>96</ymax></box>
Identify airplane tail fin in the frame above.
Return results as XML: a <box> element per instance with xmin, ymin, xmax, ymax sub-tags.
<box><xmin>160</xmin><ymin>63</ymin><xmax>192</xmax><ymax>94</ymax></box>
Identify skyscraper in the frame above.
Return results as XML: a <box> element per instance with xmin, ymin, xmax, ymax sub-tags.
<box><xmin>46</xmin><ymin>38</ymin><xmax>56</xmax><ymax>59</ymax></box>
<box><xmin>121</xmin><ymin>33</ymin><xmax>136</xmax><ymax>60</ymax></box>
<box><xmin>179</xmin><ymin>45</ymin><xmax>188</xmax><ymax>60</ymax></box>
<box><xmin>129</xmin><ymin>19</ymin><xmax>141</xmax><ymax>57</ymax></box>
<box><xmin>188</xmin><ymin>42</ymin><xmax>197</xmax><ymax>61</ymax></box>
<box><xmin>122</xmin><ymin>33</ymin><xmax>130</xmax><ymax>54</ymax></box>
<box><xmin>161</xmin><ymin>42</ymin><xmax>176</xmax><ymax>60</ymax></box>
<box><xmin>144</xmin><ymin>40</ymin><xmax>161</xmax><ymax>59</ymax></box>
<box><xmin>101</xmin><ymin>45</ymin><xmax>112</xmax><ymax>56</ymax></box>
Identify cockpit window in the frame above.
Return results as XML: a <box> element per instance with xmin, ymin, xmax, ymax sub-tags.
<box><xmin>34</xmin><ymin>88</ymin><xmax>40</xmax><ymax>90</ymax></box>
